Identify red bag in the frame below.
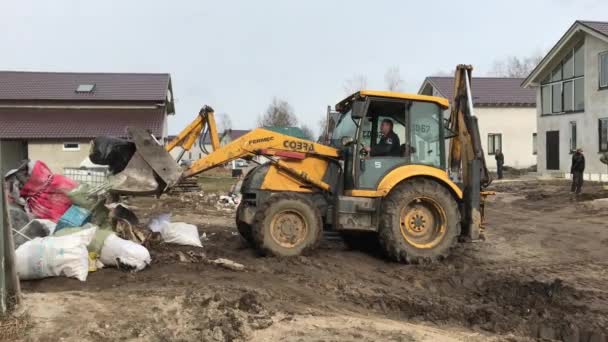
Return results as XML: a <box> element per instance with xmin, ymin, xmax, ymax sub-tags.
<box><xmin>20</xmin><ymin>161</ymin><xmax>78</xmax><ymax>222</ymax></box>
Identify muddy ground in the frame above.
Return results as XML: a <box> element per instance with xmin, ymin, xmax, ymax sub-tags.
<box><xmin>8</xmin><ymin>179</ymin><xmax>608</xmax><ymax>341</ymax></box>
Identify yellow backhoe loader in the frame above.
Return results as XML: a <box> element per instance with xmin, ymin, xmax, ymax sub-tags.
<box><xmin>110</xmin><ymin>65</ymin><xmax>490</xmax><ymax>263</ymax></box>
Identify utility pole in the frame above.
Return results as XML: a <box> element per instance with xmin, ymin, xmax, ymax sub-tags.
<box><xmin>0</xmin><ymin>143</ymin><xmax>21</xmax><ymax>315</ymax></box>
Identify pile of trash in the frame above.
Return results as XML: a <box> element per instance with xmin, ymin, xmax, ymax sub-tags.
<box><xmin>5</xmin><ymin>153</ymin><xmax>204</xmax><ymax>282</ymax></box>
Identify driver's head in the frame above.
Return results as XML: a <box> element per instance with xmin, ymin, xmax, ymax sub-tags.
<box><xmin>380</xmin><ymin>119</ymin><xmax>393</xmax><ymax>135</ymax></box>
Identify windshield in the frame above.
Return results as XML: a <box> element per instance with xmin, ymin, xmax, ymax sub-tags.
<box><xmin>330</xmin><ymin>110</ymin><xmax>357</xmax><ymax>147</ymax></box>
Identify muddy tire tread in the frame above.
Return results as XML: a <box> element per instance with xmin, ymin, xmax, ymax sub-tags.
<box><xmin>378</xmin><ymin>178</ymin><xmax>461</xmax><ymax>264</ymax></box>
<box><xmin>251</xmin><ymin>193</ymin><xmax>323</xmax><ymax>257</ymax></box>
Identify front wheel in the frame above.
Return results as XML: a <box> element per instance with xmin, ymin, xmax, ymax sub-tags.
<box><xmin>378</xmin><ymin>178</ymin><xmax>461</xmax><ymax>264</ymax></box>
<box><xmin>252</xmin><ymin>193</ymin><xmax>322</xmax><ymax>257</ymax></box>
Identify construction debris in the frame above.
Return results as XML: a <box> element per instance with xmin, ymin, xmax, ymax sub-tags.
<box><xmin>149</xmin><ymin>214</ymin><xmax>203</xmax><ymax>247</ymax></box>
<box><xmin>212</xmin><ymin>258</ymin><xmax>245</xmax><ymax>271</ymax></box>
<box><xmin>4</xmin><ymin>159</ymin><xmax>158</xmax><ymax>280</ymax></box>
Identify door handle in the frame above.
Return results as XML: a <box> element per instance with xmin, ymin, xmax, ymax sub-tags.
<box><xmin>360</xmin><ymin>159</ymin><xmax>366</xmax><ymax>172</ymax></box>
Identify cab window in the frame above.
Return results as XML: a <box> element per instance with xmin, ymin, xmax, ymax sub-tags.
<box><xmin>363</xmin><ymin>100</ymin><xmax>406</xmax><ymax>157</ymax></box>
<box><xmin>409</xmin><ymin>101</ymin><xmax>443</xmax><ymax>167</ymax></box>
<box><xmin>330</xmin><ymin>109</ymin><xmax>357</xmax><ymax>147</ymax></box>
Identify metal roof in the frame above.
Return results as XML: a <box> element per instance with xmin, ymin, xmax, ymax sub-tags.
<box><xmin>0</xmin><ymin>108</ymin><xmax>165</xmax><ymax>139</ymax></box>
<box><xmin>421</xmin><ymin>77</ymin><xmax>536</xmax><ymax>107</ymax></box>
<box><xmin>0</xmin><ymin>71</ymin><xmax>171</xmax><ymax>102</ymax></box>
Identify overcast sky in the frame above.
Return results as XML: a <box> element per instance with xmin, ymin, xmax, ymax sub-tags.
<box><xmin>2</xmin><ymin>0</ymin><xmax>607</xmax><ymax>135</ymax></box>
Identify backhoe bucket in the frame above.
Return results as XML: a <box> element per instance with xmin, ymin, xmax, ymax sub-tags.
<box><xmin>108</xmin><ymin>127</ymin><xmax>182</xmax><ymax>195</ymax></box>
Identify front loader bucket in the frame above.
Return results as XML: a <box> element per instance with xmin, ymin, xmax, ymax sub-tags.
<box><xmin>109</xmin><ymin>127</ymin><xmax>182</xmax><ymax>195</ymax></box>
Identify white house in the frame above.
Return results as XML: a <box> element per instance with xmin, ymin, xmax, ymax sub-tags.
<box><xmin>523</xmin><ymin>20</ymin><xmax>608</xmax><ymax>180</ymax></box>
<box><xmin>419</xmin><ymin>76</ymin><xmax>537</xmax><ymax>170</ymax></box>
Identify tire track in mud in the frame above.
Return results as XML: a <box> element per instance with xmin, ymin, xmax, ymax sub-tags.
<box><xmin>335</xmin><ymin>266</ymin><xmax>608</xmax><ymax>341</ymax></box>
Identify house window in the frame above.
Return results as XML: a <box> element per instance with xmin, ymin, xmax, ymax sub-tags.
<box><xmin>488</xmin><ymin>133</ymin><xmax>502</xmax><ymax>155</ymax></box>
<box><xmin>600</xmin><ymin>118</ymin><xmax>608</xmax><ymax>152</ymax></box>
<box><xmin>600</xmin><ymin>51</ymin><xmax>608</xmax><ymax>89</ymax></box>
<box><xmin>569</xmin><ymin>121</ymin><xmax>577</xmax><ymax>152</ymax></box>
<box><xmin>75</xmin><ymin>84</ymin><xmax>95</xmax><ymax>93</ymax></box>
<box><xmin>62</xmin><ymin>142</ymin><xmax>80</xmax><ymax>151</ymax></box>
<box><xmin>532</xmin><ymin>133</ymin><xmax>537</xmax><ymax>155</ymax></box>
<box><xmin>541</xmin><ymin>43</ymin><xmax>585</xmax><ymax>114</ymax></box>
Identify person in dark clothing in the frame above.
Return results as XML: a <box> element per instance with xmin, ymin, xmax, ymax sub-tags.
<box><xmin>364</xmin><ymin>119</ymin><xmax>401</xmax><ymax>157</ymax></box>
<box><xmin>571</xmin><ymin>148</ymin><xmax>585</xmax><ymax>195</ymax></box>
<box><xmin>495</xmin><ymin>149</ymin><xmax>504</xmax><ymax>179</ymax></box>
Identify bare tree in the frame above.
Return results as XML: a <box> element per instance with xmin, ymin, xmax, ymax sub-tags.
<box><xmin>490</xmin><ymin>53</ymin><xmax>544</xmax><ymax>78</ymax></box>
<box><xmin>216</xmin><ymin>113</ymin><xmax>233</xmax><ymax>133</ymax></box>
<box><xmin>384</xmin><ymin>66</ymin><xmax>404</xmax><ymax>91</ymax></box>
<box><xmin>343</xmin><ymin>74</ymin><xmax>368</xmax><ymax>95</ymax></box>
<box><xmin>257</xmin><ymin>97</ymin><xmax>298</xmax><ymax>127</ymax></box>
<box><xmin>300</xmin><ymin>124</ymin><xmax>315</xmax><ymax>141</ymax></box>
<box><xmin>318</xmin><ymin>115</ymin><xmax>328</xmax><ymax>143</ymax></box>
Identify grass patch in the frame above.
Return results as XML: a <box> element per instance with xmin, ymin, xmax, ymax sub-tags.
<box><xmin>196</xmin><ymin>175</ymin><xmax>237</xmax><ymax>193</ymax></box>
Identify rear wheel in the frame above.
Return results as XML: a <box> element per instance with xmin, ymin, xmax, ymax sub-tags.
<box><xmin>378</xmin><ymin>178</ymin><xmax>460</xmax><ymax>263</ymax></box>
<box><xmin>252</xmin><ymin>193</ymin><xmax>322</xmax><ymax>257</ymax></box>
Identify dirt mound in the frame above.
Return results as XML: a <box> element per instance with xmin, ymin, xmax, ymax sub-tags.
<box><xmin>182</xmin><ymin>289</ymin><xmax>273</xmax><ymax>341</ymax></box>
<box><xmin>341</xmin><ymin>272</ymin><xmax>607</xmax><ymax>340</ymax></box>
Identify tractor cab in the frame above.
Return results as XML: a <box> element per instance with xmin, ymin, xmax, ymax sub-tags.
<box><xmin>331</xmin><ymin>90</ymin><xmax>450</xmax><ymax>191</ymax></box>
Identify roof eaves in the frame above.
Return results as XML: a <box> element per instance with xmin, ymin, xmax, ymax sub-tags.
<box><xmin>579</xmin><ymin>20</ymin><xmax>608</xmax><ymax>39</ymax></box>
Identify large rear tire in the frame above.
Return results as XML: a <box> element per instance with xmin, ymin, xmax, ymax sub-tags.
<box><xmin>378</xmin><ymin>178</ymin><xmax>460</xmax><ymax>264</ymax></box>
<box><xmin>252</xmin><ymin>193</ymin><xmax>322</xmax><ymax>257</ymax></box>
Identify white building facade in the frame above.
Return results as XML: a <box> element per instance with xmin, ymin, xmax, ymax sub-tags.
<box><xmin>523</xmin><ymin>20</ymin><xmax>608</xmax><ymax>180</ymax></box>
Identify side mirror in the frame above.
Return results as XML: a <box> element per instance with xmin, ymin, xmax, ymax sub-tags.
<box><xmin>340</xmin><ymin>136</ymin><xmax>355</xmax><ymax>147</ymax></box>
<box><xmin>351</xmin><ymin>100</ymin><xmax>365</xmax><ymax>119</ymax></box>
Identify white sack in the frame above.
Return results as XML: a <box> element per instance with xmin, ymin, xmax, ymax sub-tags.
<box><xmin>15</xmin><ymin>227</ymin><xmax>96</xmax><ymax>281</ymax></box>
<box><xmin>99</xmin><ymin>234</ymin><xmax>151</xmax><ymax>272</ymax></box>
<box><xmin>162</xmin><ymin>222</ymin><xmax>202</xmax><ymax>247</ymax></box>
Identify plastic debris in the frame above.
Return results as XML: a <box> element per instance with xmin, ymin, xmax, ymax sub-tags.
<box><xmin>89</xmin><ymin>136</ymin><xmax>136</xmax><ymax>174</ymax></box>
<box><xmin>19</xmin><ymin>161</ymin><xmax>77</xmax><ymax>222</ymax></box>
<box><xmin>55</xmin><ymin>205</ymin><xmax>92</xmax><ymax>232</ymax></box>
<box><xmin>13</xmin><ymin>219</ymin><xmax>56</xmax><ymax>248</ymax></box>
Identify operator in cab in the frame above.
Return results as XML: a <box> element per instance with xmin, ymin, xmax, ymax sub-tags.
<box><xmin>364</xmin><ymin>119</ymin><xmax>401</xmax><ymax>157</ymax></box>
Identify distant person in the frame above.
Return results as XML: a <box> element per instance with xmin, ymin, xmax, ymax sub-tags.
<box><xmin>364</xmin><ymin>119</ymin><xmax>401</xmax><ymax>157</ymax></box>
<box><xmin>495</xmin><ymin>149</ymin><xmax>504</xmax><ymax>179</ymax></box>
<box><xmin>570</xmin><ymin>148</ymin><xmax>585</xmax><ymax>195</ymax></box>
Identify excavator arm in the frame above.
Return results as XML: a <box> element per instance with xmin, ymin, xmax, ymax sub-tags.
<box><xmin>165</xmin><ymin>105</ymin><xmax>221</xmax><ymax>159</ymax></box>
<box><xmin>447</xmin><ymin>65</ymin><xmax>492</xmax><ymax>240</ymax></box>
<box><xmin>448</xmin><ymin>64</ymin><xmax>490</xmax><ymax>186</ymax></box>
<box><xmin>164</xmin><ymin>106</ymin><xmax>340</xmax><ymax>193</ymax></box>
<box><xmin>183</xmin><ymin>128</ymin><xmax>340</xmax><ymax>192</ymax></box>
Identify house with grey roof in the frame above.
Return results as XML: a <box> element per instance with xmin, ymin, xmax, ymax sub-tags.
<box><xmin>523</xmin><ymin>20</ymin><xmax>608</xmax><ymax>180</ymax></box>
<box><xmin>419</xmin><ymin>76</ymin><xmax>537</xmax><ymax>171</ymax></box>
<box><xmin>0</xmin><ymin>71</ymin><xmax>174</xmax><ymax>174</ymax></box>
